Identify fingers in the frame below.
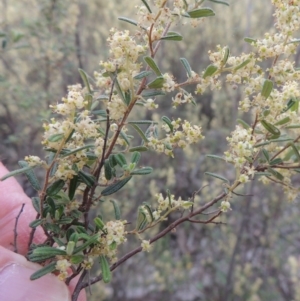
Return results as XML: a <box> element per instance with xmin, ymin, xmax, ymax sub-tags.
<box><xmin>0</xmin><ymin>246</ymin><xmax>70</xmax><ymax>301</ymax></box>
<box><xmin>0</xmin><ymin>163</ymin><xmax>86</xmax><ymax>300</ymax></box>
<box><xmin>0</xmin><ymin>162</ymin><xmax>44</xmax><ymax>254</ymax></box>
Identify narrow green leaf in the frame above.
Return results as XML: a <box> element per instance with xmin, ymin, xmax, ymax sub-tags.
<box><xmin>261</xmin><ymin>79</ymin><xmax>273</xmax><ymax>99</ymax></box>
<box><xmin>129</xmin><ymin>146</ymin><xmax>148</xmax><ymax>152</ymax></box>
<box><xmin>57</xmin><ymin>217</ymin><xmax>74</xmax><ymax>224</ymax></box>
<box><xmin>0</xmin><ymin>165</ymin><xmax>35</xmax><ymax>181</ymax></box>
<box><xmin>130</xmin><ymin>167</ymin><xmax>153</xmax><ymax>175</ymax></box>
<box><xmin>73</xmin><ymin>234</ymin><xmax>99</xmax><ymax>254</ymax></box>
<box><xmin>61</xmin><ymin>144</ymin><xmax>95</xmax><ymax>158</ymax></box>
<box><xmin>66</xmin><ymin>229</ymin><xmax>76</xmax><ymax>241</ymax></box>
<box><xmin>144</xmin><ymin>57</ymin><xmax>162</xmax><ymax>76</ymax></box>
<box><xmin>115</xmin><ymin>153</ymin><xmax>127</xmax><ymax>167</ymax></box>
<box><xmin>17</xmin><ymin>161</ymin><xmax>41</xmax><ymax>191</ymax></box>
<box><xmin>203</xmin><ymin>64</ymin><xmax>218</xmax><ymax>78</ymax></box>
<box><xmin>166</xmin><ymin>189</ymin><xmax>172</xmax><ymax>208</ymax></box>
<box><xmin>136</xmin><ymin>207</ymin><xmax>148</xmax><ymax>230</ymax></box>
<box><xmin>141</xmin><ymin>0</ymin><xmax>152</xmax><ymax>13</ymax></box>
<box><xmin>99</xmin><ymin>255</ymin><xmax>112</xmax><ymax>283</ymax></box>
<box><xmin>109</xmin><ymin>154</ymin><xmax>118</xmax><ymax>168</ymax></box>
<box><xmin>254</xmin><ymin>141</ymin><xmax>269</xmax><ymax>147</ymax></box>
<box><xmin>70</xmin><ymin>255</ymin><xmax>84</xmax><ymax>264</ymax></box>
<box><xmin>255</xmin><ymin>172</ymin><xmax>272</xmax><ymax>177</ymax></box>
<box><xmin>110</xmin><ymin>199</ymin><xmax>121</xmax><ymax>220</ymax></box>
<box><xmin>282</xmin><ymin>97</ymin><xmax>299</xmax><ymax>113</ymax></box>
<box><xmin>263</xmin><ymin>109</ymin><xmax>270</xmax><ymax>117</ymax></box>
<box><xmin>29</xmin><ymin>219</ymin><xmax>43</xmax><ymax>228</ymax></box>
<box><xmin>261</xmin><ymin>120</ymin><xmax>280</xmax><ymax>136</ymax></box>
<box><xmin>120</xmin><ymin>130</ymin><xmax>130</xmax><ymax>145</ymax></box>
<box><xmin>131</xmin><ymin>151</ymin><xmax>141</xmax><ymax>164</ymax></box>
<box><xmin>90</xmin><ymin>100</ymin><xmax>99</xmax><ymax>111</ymax></box>
<box><xmin>206</xmin><ymin>154</ymin><xmax>225</xmax><ymax>161</ymax></box>
<box><xmin>118</xmin><ymin>17</ymin><xmax>138</xmax><ymax>26</ymax></box>
<box><xmin>262</xmin><ymin>149</ymin><xmax>270</xmax><ymax>162</ymax></box>
<box><xmin>274</xmin><ymin>117</ymin><xmax>291</xmax><ymax>126</ymax></box>
<box><xmin>78</xmin><ymin>68</ymin><xmax>92</xmax><ymax>94</ymax></box>
<box><xmin>221</xmin><ymin>46</ymin><xmax>230</xmax><ymax>65</ymax></box>
<box><xmin>92</xmin><ymin>109</ymin><xmax>107</xmax><ymax>117</ymax></box>
<box><xmin>104</xmin><ymin>160</ymin><xmax>113</xmax><ymax>180</ymax></box>
<box><xmin>141</xmin><ymin>90</ymin><xmax>166</xmax><ymax>98</ymax></box>
<box><xmin>147</xmin><ymin>76</ymin><xmax>165</xmax><ymax>89</ymax></box>
<box><xmin>269</xmin><ymin>158</ymin><xmax>283</xmax><ymax>165</ymax></box>
<box><xmin>46</xmin><ymin>179</ymin><xmax>65</xmax><ymax>196</ymax></box>
<box><xmin>286</xmin><ymin>124</ymin><xmax>300</xmax><ymax>129</ymax></box>
<box><xmin>29</xmin><ymin>246</ymin><xmax>66</xmax><ymax>262</ymax></box>
<box><xmin>288</xmin><ymin>142</ymin><xmax>300</xmax><ymax>162</ymax></box>
<box><xmin>97</xmin><ymin>95</ymin><xmax>109</xmax><ymax>101</ymax></box>
<box><xmin>237</xmin><ymin>119</ymin><xmax>251</xmax><ymax>129</ymax></box>
<box><xmin>48</xmin><ymin>133</ymin><xmax>64</xmax><ymax>142</ymax></box>
<box><xmin>30</xmin><ymin>262</ymin><xmax>57</xmax><ymax>280</ymax></box>
<box><xmin>130</xmin><ymin>124</ymin><xmax>149</xmax><ymax>142</ymax></box>
<box><xmin>101</xmin><ymin>177</ymin><xmax>132</xmax><ymax>196</ymax></box>
<box><xmin>205</xmin><ymin>172</ymin><xmax>229</xmax><ymax>183</ymax></box>
<box><xmin>233</xmin><ymin>58</ymin><xmax>251</xmax><ymax>71</ymax></box>
<box><xmin>207</xmin><ymin>0</ymin><xmax>229</xmax><ymax>5</ymax></box>
<box><xmin>128</xmin><ymin>120</ymin><xmax>158</xmax><ymax>125</ymax></box>
<box><xmin>32</xmin><ymin>197</ymin><xmax>41</xmax><ymax>214</ymax></box>
<box><xmin>160</xmin><ymin>32</ymin><xmax>183</xmax><ymax>41</ymax></box>
<box><xmin>94</xmin><ymin>216</ymin><xmax>105</xmax><ymax>230</ymax></box>
<box><xmin>244</xmin><ymin>37</ymin><xmax>257</xmax><ymax>44</ymax></box>
<box><xmin>268</xmin><ymin>168</ymin><xmax>284</xmax><ymax>181</ymax></box>
<box><xmin>133</xmin><ymin>71</ymin><xmax>153</xmax><ymax>80</ymax></box>
<box><xmin>180</xmin><ymin>58</ymin><xmax>192</xmax><ymax>77</ymax></box>
<box><xmin>268</xmin><ymin>136</ymin><xmax>293</xmax><ymax>143</ymax></box>
<box><xmin>187</xmin><ymin>8</ymin><xmax>215</xmax><ymax>18</ymax></box>
<box><xmin>161</xmin><ymin>116</ymin><xmax>173</xmax><ymax>132</ymax></box>
<box><xmin>69</xmin><ymin>175</ymin><xmax>79</xmax><ymax>200</ymax></box>
<box><xmin>111</xmin><ymin>76</ymin><xmax>127</xmax><ymax>105</ymax></box>
<box><xmin>78</xmin><ymin>171</ymin><xmax>96</xmax><ymax>188</ymax></box>
<box><xmin>142</xmin><ymin>203</ymin><xmax>154</xmax><ymax>222</ymax></box>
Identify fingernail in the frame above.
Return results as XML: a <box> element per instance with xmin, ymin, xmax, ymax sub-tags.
<box><xmin>0</xmin><ymin>263</ymin><xmax>70</xmax><ymax>301</ymax></box>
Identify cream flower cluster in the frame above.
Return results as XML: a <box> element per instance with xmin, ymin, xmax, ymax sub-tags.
<box><xmin>56</xmin><ymin>259</ymin><xmax>71</xmax><ymax>281</ymax></box>
<box><xmin>224</xmin><ymin>126</ymin><xmax>256</xmax><ymax>168</ymax></box>
<box><xmin>147</xmin><ymin>118</ymin><xmax>204</xmax><ymax>157</ymax></box>
<box><xmin>90</xmin><ymin>220</ymin><xmax>127</xmax><ymax>263</ymax></box>
<box><xmin>152</xmin><ymin>193</ymin><xmax>193</xmax><ymax>219</ymax></box>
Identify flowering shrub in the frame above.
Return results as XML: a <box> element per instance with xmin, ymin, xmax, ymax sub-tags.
<box><xmin>1</xmin><ymin>0</ymin><xmax>300</xmax><ymax>300</ymax></box>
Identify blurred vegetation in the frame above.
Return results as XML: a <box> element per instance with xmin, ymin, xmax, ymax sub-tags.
<box><xmin>1</xmin><ymin>0</ymin><xmax>300</xmax><ymax>300</ymax></box>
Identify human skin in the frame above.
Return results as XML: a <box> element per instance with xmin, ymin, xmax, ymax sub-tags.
<box><xmin>0</xmin><ymin>162</ymin><xmax>86</xmax><ymax>301</ymax></box>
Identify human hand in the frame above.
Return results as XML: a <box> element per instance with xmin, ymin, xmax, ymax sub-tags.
<box><xmin>0</xmin><ymin>162</ymin><xmax>86</xmax><ymax>301</ymax></box>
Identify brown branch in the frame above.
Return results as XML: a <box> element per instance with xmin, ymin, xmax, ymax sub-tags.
<box><xmin>71</xmin><ymin>270</ymin><xmax>87</xmax><ymax>301</ymax></box>
<box><xmin>27</xmin><ymin>213</ymin><xmax>40</xmax><ymax>251</ymax></box>
<box><xmin>82</xmin><ymin>76</ymin><xmax>115</xmax><ymax>227</ymax></box>
<box><xmin>269</xmin><ymin>134</ymin><xmax>300</xmax><ymax>162</ymax></box>
<box><xmin>14</xmin><ymin>203</ymin><xmax>25</xmax><ymax>253</ymax></box>
<box><xmin>188</xmin><ymin>210</ymin><xmax>222</xmax><ymax>224</ymax></box>
<box><xmin>78</xmin><ymin>191</ymin><xmax>227</xmax><ymax>290</ymax></box>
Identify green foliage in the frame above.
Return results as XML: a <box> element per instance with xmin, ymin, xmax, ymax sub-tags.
<box><xmin>2</xmin><ymin>1</ymin><xmax>300</xmax><ymax>301</ymax></box>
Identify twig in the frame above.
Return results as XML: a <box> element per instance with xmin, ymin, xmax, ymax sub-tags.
<box><xmin>71</xmin><ymin>270</ymin><xmax>87</xmax><ymax>301</ymax></box>
<box><xmin>27</xmin><ymin>213</ymin><xmax>40</xmax><ymax>252</ymax></box>
<box><xmin>188</xmin><ymin>210</ymin><xmax>222</xmax><ymax>224</ymax></box>
<box><xmin>14</xmin><ymin>203</ymin><xmax>25</xmax><ymax>253</ymax></box>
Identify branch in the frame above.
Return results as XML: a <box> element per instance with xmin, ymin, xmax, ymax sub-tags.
<box><xmin>14</xmin><ymin>203</ymin><xmax>25</xmax><ymax>253</ymax></box>
<box><xmin>188</xmin><ymin>210</ymin><xmax>222</xmax><ymax>224</ymax></box>
<box><xmin>79</xmin><ymin>190</ymin><xmax>227</xmax><ymax>290</ymax></box>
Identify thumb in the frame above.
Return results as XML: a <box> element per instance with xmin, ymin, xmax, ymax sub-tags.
<box><xmin>0</xmin><ymin>246</ymin><xmax>71</xmax><ymax>301</ymax></box>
